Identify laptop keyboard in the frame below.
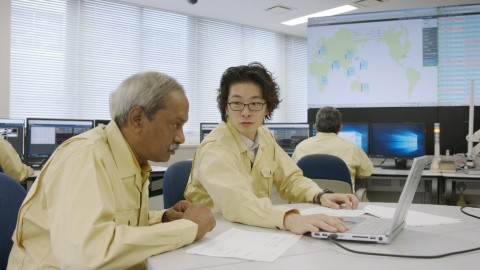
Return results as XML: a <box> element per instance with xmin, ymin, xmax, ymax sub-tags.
<box><xmin>346</xmin><ymin>217</ymin><xmax>392</xmax><ymax>235</ymax></box>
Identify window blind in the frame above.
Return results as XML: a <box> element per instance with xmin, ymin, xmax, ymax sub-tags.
<box><xmin>10</xmin><ymin>0</ymin><xmax>307</xmax><ymax>143</ymax></box>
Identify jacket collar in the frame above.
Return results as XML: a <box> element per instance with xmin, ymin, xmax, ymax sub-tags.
<box><xmin>105</xmin><ymin>121</ymin><xmax>151</xmax><ymax>182</ymax></box>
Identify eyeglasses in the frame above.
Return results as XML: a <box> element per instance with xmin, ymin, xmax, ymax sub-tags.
<box><xmin>228</xmin><ymin>102</ymin><xmax>266</xmax><ymax>111</ymax></box>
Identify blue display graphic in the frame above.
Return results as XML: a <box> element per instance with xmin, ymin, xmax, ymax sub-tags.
<box><xmin>338</xmin><ymin>122</ymin><xmax>369</xmax><ymax>154</ymax></box>
<box><xmin>370</xmin><ymin>123</ymin><xmax>425</xmax><ymax>158</ymax></box>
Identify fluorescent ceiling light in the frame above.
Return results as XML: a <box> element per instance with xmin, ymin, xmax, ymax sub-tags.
<box><xmin>282</xmin><ymin>5</ymin><xmax>358</xmax><ymax>26</ymax></box>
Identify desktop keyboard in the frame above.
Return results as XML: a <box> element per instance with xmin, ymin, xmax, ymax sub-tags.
<box><xmin>24</xmin><ymin>159</ymin><xmax>46</xmax><ymax>170</ymax></box>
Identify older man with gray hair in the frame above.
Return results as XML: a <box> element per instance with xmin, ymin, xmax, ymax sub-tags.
<box><xmin>8</xmin><ymin>71</ymin><xmax>215</xmax><ymax>270</ymax></box>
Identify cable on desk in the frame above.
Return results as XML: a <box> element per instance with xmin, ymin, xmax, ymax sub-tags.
<box><xmin>327</xmin><ymin>234</ymin><xmax>480</xmax><ymax>259</ymax></box>
<box><xmin>460</xmin><ymin>204</ymin><xmax>480</xmax><ymax>219</ymax></box>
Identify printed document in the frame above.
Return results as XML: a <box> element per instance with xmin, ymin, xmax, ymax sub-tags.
<box><xmin>186</xmin><ymin>228</ymin><xmax>301</xmax><ymax>262</ymax></box>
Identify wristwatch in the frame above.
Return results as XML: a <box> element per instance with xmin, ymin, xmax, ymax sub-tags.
<box><xmin>314</xmin><ymin>188</ymin><xmax>334</xmax><ymax>204</ymax></box>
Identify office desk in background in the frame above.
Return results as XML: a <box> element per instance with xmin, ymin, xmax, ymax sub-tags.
<box><xmin>147</xmin><ymin>203</ymin><xmax>480</xmax><ymax>270</ymax></box>
<box><xmin>367</xmin><ymin>167</ymin><xmax>441</xmax><ymax>204</ymax></box>
<box><xmin>25</xmin><ymin>166</ymin><xmax>168</xmax><ymax>198</ymax></box>
<box><xmin>442</xmin><ymin>171</ymin><xmax>480</xmax><ymax>205</ymax></box>
<box><xmin>26</xmin><ymin>164</ymin><xmax>480</xmax><ymax>205</ymax></box>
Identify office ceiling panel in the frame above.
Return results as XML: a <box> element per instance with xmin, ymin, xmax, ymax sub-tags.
<box><xmin>118</xmin><ymin>0</ymin><xmax>480</xmax><ymax>37</ymax></box>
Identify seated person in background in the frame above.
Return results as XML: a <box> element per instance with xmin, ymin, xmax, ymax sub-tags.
<box><xmin>8</xmin><ymin>71</ymin><xmax>216</xmax><ymax>270</ymax></box>
<box><xmin>0</xmin><ymin>137</ymin><xmax>34</xmax><ymax>182</ymax></box>
<box><xmin>291</xmin><ymin>106</ymin><xmax>373</xmax><ymax>191</ymax></box>
<box><xmin>184</xmin><ymin>62</ymin><xmax>358</xmax><ymax>235</ymax></box>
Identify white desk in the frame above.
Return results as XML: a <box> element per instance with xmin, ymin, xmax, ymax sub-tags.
<box><xmin>368</xmin><ymin>167</ymin><xmax>441</xmax><ymax>204</ymax></box>
<box><xmin>149</xmin><ymin>166</ymin><xmax>168</xmax><ymax>197</ymax></box>
<box><xmin>442</xmin><ymin>171</ymin><xmax>480</xmax><ymax>205</ymax></box>
<box><xmin>147</xmin><ymin>203</ymin><xmax>480</xmax><ymax>270</ymax></box>
<box><xmin>25</xmin><ymin>166</ymin><xmax>169</xmax><ymax>197</ymax></box>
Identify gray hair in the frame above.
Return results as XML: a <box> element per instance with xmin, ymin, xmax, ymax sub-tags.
<box><xmin>109</xmin><ymin>71</ymin><xmax>185</xmax><ymax>127</ymax></box>
<box><xmin>315</xmin><ymin>106</ymin><xmax>342</xmax><ymax>133</ymax></box>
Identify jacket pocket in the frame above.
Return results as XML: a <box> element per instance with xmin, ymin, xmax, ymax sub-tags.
<box><xmin>114</xmin><ymin>208</ymin><xmax>139</xmax><ymax>226</ymax></box>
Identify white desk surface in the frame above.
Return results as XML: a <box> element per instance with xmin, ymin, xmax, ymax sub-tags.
<box><xmin>147</xmin><ymin>203</ymin><xmax>480</xmax><ymax>270</ymax></box>
<box><xmin>373</xmin><ymin>167</ymin><xmax>480</xmax><ymax>180</ymax></box>
<box><xmin>373</xmin><ymin>166</ymin><xmax>442</xmax><ymax>176</ymax></box>
<box><xmin>150</xmin><ymin>165</ymin><xmax>168</xmax><ymax>172</ymax></box>
<box><xmin>31</xmin><ymin>165</ymin><xmax>167</xmax><ymax>177</ymax></box>
<box><xmin>442</xmin><ymin>171</ymin><xmax>480</xmax><ymax>179</ymax></box>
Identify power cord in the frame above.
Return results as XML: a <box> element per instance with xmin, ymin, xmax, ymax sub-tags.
<box><xmin>460</xmin><ymin>204</ymin><xmax>480</xmax><ymax>219</ymax></box>
<box><xmin>327</xmin><ymin>234</ymin><xmax>480</xmax><ymax>258</ymax></box>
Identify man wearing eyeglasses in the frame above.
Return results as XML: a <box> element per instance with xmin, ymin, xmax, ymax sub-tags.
<box><xmin>185</xmin><ymin>62</ymin><xmax>358</xmax><ymax>235</ymax></box>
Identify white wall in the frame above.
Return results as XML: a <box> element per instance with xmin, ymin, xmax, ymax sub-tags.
<box><xmin>0</xmin><ymin>0</ymin><xmax>10</xmax><ymax>118</ymax></box>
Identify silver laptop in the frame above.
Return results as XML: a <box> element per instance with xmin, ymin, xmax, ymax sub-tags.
<box><xmin>311</xmin><ymin>155</ymin><xmax>431</xmax><ymax>244</ymax></box>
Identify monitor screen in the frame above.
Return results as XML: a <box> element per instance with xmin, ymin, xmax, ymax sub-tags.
<box><xmin>200</xmin><ymin>123</ymin><xmax>219</xmax><ymax>142</ymax></box>
<box><xmin>26</xmin><ymin>118</ymin><xmax>94</xmax><ymax>159</ymax></box>
<box><xmin>338</xmin><ymin>122</ymin><xmax>369</xmax><ymax>154</ymax></box>
<box><xmin>370</xmin><ymin>123</ymin><xmax>425</xmax><ymax>159</ymax></box>
<box><xmin>94</xmin><ymin>119</ymin><xmax>111</xmax><ymax>126</ymax></box>
<box><xmin>265</xmin><ymin>123</ymin><xmax>309</xmax><ymax>156</ymax></box>
<box><xmin>0</xmin><ymin>118</ymin><xmax>25</xmax><ymax>158</ymax></box>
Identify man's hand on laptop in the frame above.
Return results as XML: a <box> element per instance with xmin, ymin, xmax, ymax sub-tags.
<box><xmin>320</xmin><ymin>193</ymin><xmax>359</xmax><ymax>210</ymax></box>
<box><xmin>284</xmin><ymin>212</ymin><xmax>349</xmax><ymax>235</ymax></box>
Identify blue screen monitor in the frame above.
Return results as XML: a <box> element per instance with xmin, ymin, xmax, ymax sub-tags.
<box><xmin>0</xmin><ymin>118</ymin><xmax>25</xmax><ymax>158</ymax></box>
<box><xmin>370</xmin><ymin>123</ymin><xmax>425</xmax><ymax>159</ymax></box>
<box><xmin>338</xmin><ymin>122</ymin><xmax>369</xmax><ymax>154</ymax></box>
<box><xmin>265</xmin><ymin>123</ymin><xmax>309</xmax><ymax>156</ymax></box>
<box><xmin>26</xmin><ymin>118</ymin><xmax>94</xmax><ymax>159</ymax></box>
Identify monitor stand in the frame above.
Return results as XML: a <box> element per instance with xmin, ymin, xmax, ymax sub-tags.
<box><xmin>394</xmin><ymin>158</ymin><xmax>407</xmax><ymax>169</ymax></box>
<box><xmin>381</xmin><ymin>158</ymin><xmax>411</xmax><ymax>170</ymax></box>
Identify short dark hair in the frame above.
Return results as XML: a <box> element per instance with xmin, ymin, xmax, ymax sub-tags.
<box><xmin>315</xmin><ymin>106</ymin><xmax>342</xmax><ymax>133</ymax></box>
<box><xmin>217</xmin><ymin>62</ymin><xmax>281</xmax><ymax>122</ymax></box>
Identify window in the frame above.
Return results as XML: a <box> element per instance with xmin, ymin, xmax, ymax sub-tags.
<box><xmin>10</xmin><ymin>0</ymin><xmax>307</xmax><ymax>143</ymax></box>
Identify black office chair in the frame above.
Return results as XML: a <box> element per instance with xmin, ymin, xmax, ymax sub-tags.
<box><xmin>297</xmin><ymin>154</ymin><xmax>353</xmax><ymax>194</ymax></box>
<box><xmin>0</xmin><ymin>172</ymin><xmax>27</xmax><ymax>269</ymax></box>
<box><xmin>162</xmin><ymin>160</ymin><xmax>193</xmax><ymax>209</ymax></box>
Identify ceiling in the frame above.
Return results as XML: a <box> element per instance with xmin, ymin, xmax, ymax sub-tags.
<box><xmin>117</xmin><ymin>0</ymin><xmax>480</xmax><ymax>37</ymax></box>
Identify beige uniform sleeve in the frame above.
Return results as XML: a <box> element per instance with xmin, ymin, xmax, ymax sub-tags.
<box><xmin>44</xmin><ymin>147</ymin><xmax>197</xmax><ymax>269</ymax></box>
<box><xmin>0</xmin><ymin>138</ymin><xmax>30</xmax><ymax>182</ymax></box>
<box><xmin>197</xmin><ymin>145</ymin><xmax>295</xmax><ymax>230</ymax></box>
<box><xmin>354</xmin><ymin>146</ymin><xmax>373</xmax><ymax>179</ymax></box>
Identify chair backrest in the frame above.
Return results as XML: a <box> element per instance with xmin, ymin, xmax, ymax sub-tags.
<box><xmin>162</xmin><ymin>160</ymin><xmax>192</xmax><ymax>209</ymax></box>
<box><xmin>0</xmin><ymin>172</ymin><xmax>27</xmax><ymax>269</ymax></box>
<box><xmin>297</xmin><ymin>154</ymin><xmax>353</xmax><ymax>193</ymax></box>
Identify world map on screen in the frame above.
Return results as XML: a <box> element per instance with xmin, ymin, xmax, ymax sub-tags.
<box><xmin>308</xmin><ymin>19</ymin><xmax>438</xmax><ymax>108</ymax></box>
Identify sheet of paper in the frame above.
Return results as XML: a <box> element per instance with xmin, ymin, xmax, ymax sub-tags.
<box><xmin>300</xmin><ymin>206</ymin><xmax>365</xmax><ymax>217</ymax></box>
<box><xmin>186</xmin><ymin>228</ymin><xmax>301</xmax><ymax>262</ymax></box>
<box><xmin>363</xmin><ymin>205</ymin><xmax>464</xmax><ymax>226</ymax></box>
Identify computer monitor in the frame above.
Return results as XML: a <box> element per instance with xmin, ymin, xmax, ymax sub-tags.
<box><xmin>370</xmin><ymin>123</ymin><xmax>426</xmax><ymax>168</ymax></box>
<box><xmin>338</xmin><ymin>122</ymin><xmax>369</xmax><ymax>154</ymax></box>
<box><xmin>200</xmin><ymin>123</ymin><xmax>219</xmax><ymax>142</ymax></box>
<box><xmin>25</xmin><ymin>118</ymin><xmax>94</xmax><ymax>159</ymax></box>
<box><xmin>94</xmin><ymin>119</ymin><xmax>111</xmax><ymax>126</ymax></box>
<box><xmin>0</xmin><ymin>118</ymin><xmax>25</xmax><ymax>158</ymax></box>
<box><xmin>265</xmin><ymin>123</ymin><xmax>309</xmax><ymax>156</ymax></box>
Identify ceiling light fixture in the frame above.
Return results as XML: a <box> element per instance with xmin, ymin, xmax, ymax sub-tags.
<box><xmin>282</xmin><ymin>4</ymin><xmax>358</xmax><ymax>26</ymax></box>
